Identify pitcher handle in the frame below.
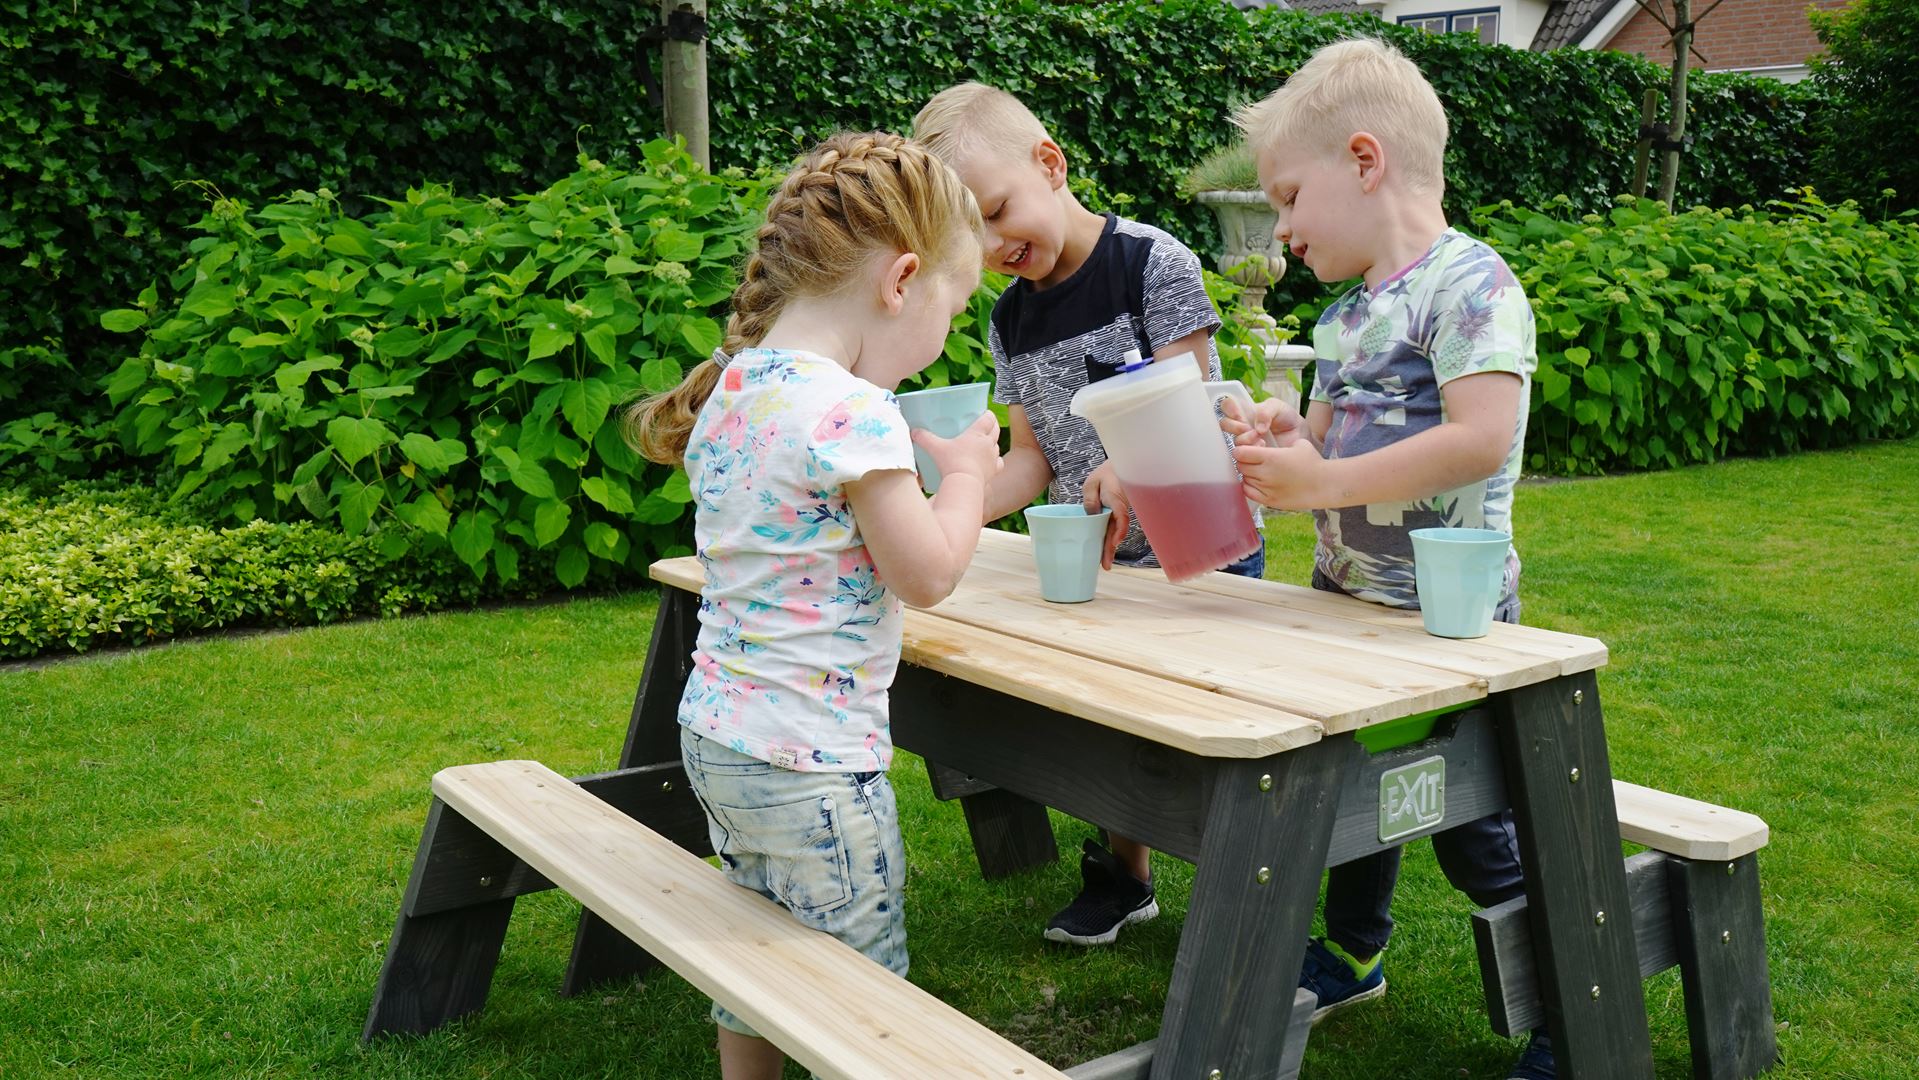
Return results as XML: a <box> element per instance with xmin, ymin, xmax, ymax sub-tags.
<box><xmin>1204</xmin><ymin>380</ymin><xmax>1271</xmax><ymax>447</ymax></box>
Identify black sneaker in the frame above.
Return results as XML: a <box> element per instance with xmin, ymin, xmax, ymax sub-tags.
<box><xmin>1043</xmin><ymin>839</ymin><xmax>1159</xmax><ymax>946</ymax></box>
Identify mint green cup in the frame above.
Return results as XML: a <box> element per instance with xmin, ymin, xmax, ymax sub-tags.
<box><xmin>1410</xmin><ymin>527</ymin><xmax>1511</xmax><ymax>638</ymax></box>
<box><xmin>1024</xmin><ymin>505</ymin><xmax>1112</xmax><ymax>604</ymax></box>
<box><xmin>895</xmin><ymin>382</ymin><xmax>990</xmax><ymax>493</ymax></box>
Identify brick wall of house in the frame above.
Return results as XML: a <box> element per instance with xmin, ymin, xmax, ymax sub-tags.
<box><xmin>1603</xmin><ymin>0</ymin><xmax>1851</xmax><ymax>71</ymax></box>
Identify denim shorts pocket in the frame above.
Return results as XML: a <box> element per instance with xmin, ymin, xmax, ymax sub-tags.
<box><xmin>705</xmin><ymin>792</ymin><xmax>854</xmax><ymax>916</ymax></box>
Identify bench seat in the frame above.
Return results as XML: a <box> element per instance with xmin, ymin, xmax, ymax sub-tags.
<box><xmin>432</xmin><ymin>759</ymin><xmax>1069</xmax><ymax>1080</ymax></box>
<box><xmin>1473</xmin><ymin>782</ymin><xmax>1777</xmax><ymax>1079</ymax></box>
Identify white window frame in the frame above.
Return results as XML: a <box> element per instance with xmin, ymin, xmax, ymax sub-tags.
<box><xmin>1398</xmin><ymin>8</ymin><xmax>1502</xmax><ymax>45</ymax></box>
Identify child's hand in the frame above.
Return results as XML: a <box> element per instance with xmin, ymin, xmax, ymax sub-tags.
<box><xmin>1220</xmin><ymin>396</ymin><xmax>1307</xmax><ymax>449</ymax></box>
<box><xmin>1232</xmin><ymin>439</ymin><xmax>1331</xmax><ymax>510</ymax></box>
<box><xmin>913</xmin><ymin>411</ymin><xmax>1002</xmax><ymax>487</ymax></box>
<box><xmin>1081</xmin><ymin>460</ymin><xmax>1130</xmax><ymax>570</ymax></box>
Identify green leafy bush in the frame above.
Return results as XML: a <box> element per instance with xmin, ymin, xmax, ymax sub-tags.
<box><xmin>101</xmin><ymin>143</ymin><xmax>766</xmax><ymax>588</ymax></box>
<box><xmin>1473</xmin><ymin>193</ymin><xmax>1919</xmax><ymax>473</ymax></box>
<box><xmin>1810</xmin><ymin>0</ymin><xmax>1919</xmax><ymax>214</ymax></box>
<box><xmin>4</xmin><ymin>0</ymin><xmax>1823</xmax><ymax>430</ymax></box>
<box><xmin>0</xmin><ymin>477</ymin><xmax>526</xmax><ymax>659</ymax></box>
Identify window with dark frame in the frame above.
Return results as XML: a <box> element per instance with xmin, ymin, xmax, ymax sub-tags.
<box><xmin>1398</xmin><ymin>8</ymin><xmax>1500</xmax><ymax>45</ymax></box>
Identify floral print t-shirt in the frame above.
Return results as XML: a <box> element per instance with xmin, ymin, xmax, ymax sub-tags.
<box><xmin>1308</xmin><ymin>228</ymin><xmax>1537</xmax><ymax>609</ymax></box>
<box><xmin>677</xmin><ymin>348</ymin><xmax>917</xmax><ymax>773</ymax></box>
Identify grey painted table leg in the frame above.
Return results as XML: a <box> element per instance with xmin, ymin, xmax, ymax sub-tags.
<box><xmin>1152</xmin><ymin>738</ymin><xmax>1357</xmax><ymax>1080</ymax></box>
<box><xmin>1494</xmin><ymin>671</ymin><xmax>1654</xmax><ymax>1079</ymax></box>
<box><xmin>561</xmin><ymin>587</ymin><xmax>701</xmax><ymax>996</ymax></box>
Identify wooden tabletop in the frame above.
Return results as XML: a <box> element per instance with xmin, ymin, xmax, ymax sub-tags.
<box><xmin>648</xmin><ymin>527</ymin><xmax>1606</xmax><ymax>759</ymax></box>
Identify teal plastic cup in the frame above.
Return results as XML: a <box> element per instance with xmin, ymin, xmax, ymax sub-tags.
<box><xmin>1410</xmin><ymin>527</ymin><xmax>1511</xmax><ymax>638</ymax></box>
<box><xmin>894</xmin><ymin>382</ymin><xmax>990</xmax><ymax>493</ymax></box>
<box><xmin>1023</xmin><ymin>505</ymin><xmax>1112</xmax><ymax>604</ymax></box>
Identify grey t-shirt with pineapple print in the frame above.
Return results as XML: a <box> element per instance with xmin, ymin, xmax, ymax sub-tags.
<box><xmin>1307</xmin><ymin>228</ymin><xmax>1537</xmax><ymax>609</ymax></box>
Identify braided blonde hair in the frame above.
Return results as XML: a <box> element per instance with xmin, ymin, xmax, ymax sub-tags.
<box><xmin>627</xmin><ymin>131</ymin><xmax>983</xmax><ymax>465</ymax></box>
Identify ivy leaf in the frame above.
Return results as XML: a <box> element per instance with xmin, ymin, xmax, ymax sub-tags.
<box><xmin>326</xmin><ymin>416</ymin><xmax>394</xmax><ymax>466</ymax></box>
<box><xmin>450</xmin><ymin>508</ymin><xmax>497</xmax><ymax>568</ymax></box>
<box><xmin>533</xmin><ymin>498</ymin><xmax>572</xmax><ymax>547</ymax></box>
<box><xmin>338</xmin><ymin>482</ymin><xmax>385</xmax><ymax>536</ymax></box>
<box><xmin>555</xmin><ymin>544</ymin><xmax>591</xmax><ymax>587</ymax></box>
<box><xmin>397</xmin><ymin>494</ymin><xmax>451</xmax><ymax>536</ymax></box>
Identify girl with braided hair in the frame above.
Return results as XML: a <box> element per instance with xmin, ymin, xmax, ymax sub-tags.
<box><xmin>626</xmin><ymin>131</ymin><xmax>998</xmax><ymax>1077</ymax></box>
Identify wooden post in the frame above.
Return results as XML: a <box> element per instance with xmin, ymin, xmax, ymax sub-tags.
<box><xmin>1658</xmin><ymin>0</ymin><xmax>1692</xmax><ymax>209</ymax></box>
<box><xmin>660</xmin><ymin>0</ymin><xmax>710</xmax><ymax>171</ymax></box>
<box><xmin>1630</xmin><ymin>88</ymin><xmax>1661</xmax><ymax>200</ymax></box>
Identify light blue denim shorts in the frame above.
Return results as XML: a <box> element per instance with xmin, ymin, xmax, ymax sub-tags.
<box><xmin>679</xmin><ymin>726</ymin><xmax>909</xmax><ymax>1038</ymax></box>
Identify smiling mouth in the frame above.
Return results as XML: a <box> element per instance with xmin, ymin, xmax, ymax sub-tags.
<box><xmin>1003</xmin><ymin>243</ymin><xmax>1031</xmax><ymax>271</ymax></box>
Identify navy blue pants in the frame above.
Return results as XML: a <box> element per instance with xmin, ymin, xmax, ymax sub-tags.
<box><xmin>1313</xmin><ymin>569</ymin><xmax>1526</xmax><ymax>957</ymax></box>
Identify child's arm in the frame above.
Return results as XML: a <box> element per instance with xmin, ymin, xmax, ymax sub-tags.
<box><xmin>847</xmin><ymin>411</ymin><xmax>1002</xmax><ymax>608</ymax></box>
<box><xmin>1232</xmin><ymin>372</ymin><xmax>1522</xmax><ymax>510</ymax></box>
<box><xmin>982</xmin><ymin>404</ymin><xmax>1052</xmax><ymax>523</ymax></box>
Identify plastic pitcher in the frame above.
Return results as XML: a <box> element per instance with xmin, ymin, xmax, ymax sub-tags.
<box><xmin>1067</xmin><ymin>354</ymin><xmax>1263</xmax><ymax>582</ymax></box>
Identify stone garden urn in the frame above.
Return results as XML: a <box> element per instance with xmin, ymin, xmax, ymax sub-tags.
<box><xmin>1193</xmin><ymin>190</ymin><xmax>1315</xmax><ymax>409</ymax></box>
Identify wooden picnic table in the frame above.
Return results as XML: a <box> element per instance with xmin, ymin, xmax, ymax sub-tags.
<box><xmin>367</xmin><ymin>527</ymin><xmax>1652</xmax><ymax>1079</ymax></box>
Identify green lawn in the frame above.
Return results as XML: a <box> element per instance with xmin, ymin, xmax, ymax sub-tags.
<box><xmin>3</xmin><ymin>438</ymin><xmax>1915</xmax><ymax>1079</ymax></box>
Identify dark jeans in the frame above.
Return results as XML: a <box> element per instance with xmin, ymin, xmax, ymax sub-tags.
<box><xmin>1312</xmin><ymin>568</ymin><xmax>1525</xmax><ymax>957</ymax></box>
<box><xmin>1223</xmin><ymin>545</ymin><xmax>1266</xmax><ymax>579</ymax></box>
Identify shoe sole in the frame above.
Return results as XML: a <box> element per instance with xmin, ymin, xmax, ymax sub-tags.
<box><xmin>1042</xmin><ymin>900</ymin><xmax>1161</xmax><ymax>947</ymax></box>
<box><xmin>1308</xmin><ymin>978</ymin><xmax>1386</xmax><ymax>1025</ymax></box>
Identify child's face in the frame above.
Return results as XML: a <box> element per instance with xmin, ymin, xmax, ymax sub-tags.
<box><xmin>951</xmin><ymin>143</ymin><xmax>1070</xmax><ymax>286</ymax></box>
<box><xmin>862</xmin><ymin>258</ymin><xmax>980</xmax><ymax>390</ymax></box>
<box><xmin>1256</xmin><ymin>142</ymin><xmax>1374</xmax><ymax>285</ymax></box>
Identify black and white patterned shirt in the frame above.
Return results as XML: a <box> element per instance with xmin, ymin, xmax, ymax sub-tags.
<box><xmin>990</xmin><ymin>214</ymin><xmax>1222</xmax><ymax>564</ymax></box>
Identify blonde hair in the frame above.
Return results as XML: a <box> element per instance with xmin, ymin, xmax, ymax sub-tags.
<box><xmin>1233</xmin><ymin>38</ymin><xmax>1449</xmax><ymax>196</ymax></box>
<box><xmin>627</xmin><ymin>131</ymin><xmax>983</xmax><ymax>465</ymax></box>
<box><xmin>912</xmin><ymin>82</ymin><xmax>1052</xmax><ymax>168</ymax></box>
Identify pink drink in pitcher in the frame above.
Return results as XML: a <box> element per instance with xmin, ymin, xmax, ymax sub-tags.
<box><xmin>1127</xmin><ymin>481</ymin><xmax>1262</xmax><ymax>581</ymax></box>
<box><xmin>1068</xmin><ymin>353</ymin><xmax>1268</xmax><ymax>583</ymax></box>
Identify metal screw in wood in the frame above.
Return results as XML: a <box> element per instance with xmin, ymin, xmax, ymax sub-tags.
<box><xmin>1569</xmin><ymin>767</ymin><xmax>1581</xmax><ymax>784</ymax></box>
<box><xmin>1727</xmin><ymin>861</ymin><xmax>1737</xmax><ymax>875</ymax></box>
<box><xmin>1722</xmin><ymin>930</ymin><xmax>1732</xmax><ymax>944</ymax></box>
<box><xmin>1574</xmin><ymin>689</ymin><xmax>1585</xmax><ymax>705</ymax></box>
<box><xmin>1258</xmin><ymin>773</ymin><xmax>1273</xmax><ymax>792</ymax></box>
<box><xmin>1256</xmin><ymin>867</ymin><xmax>1272</xmax><ymax>885</ymax></box>
<box><xmin>661</xmin><ymin>781</ymin><xmax>673</xmax><ymax>792</ymax></box>
<box><xmin>1595</xmin><ymin>910</ymin><xmax>1606</xmax><ymax>926</ymax></box>
<box><xmin>1591</xmin><ymin>985</ymin><xmax>1602</xmax><ymax>1000</ymax></box>
<box><xmin>1208</xmin><ymin>1071</ymin><xmax>1223</xmax><ymax>1080</ymax></box>
<box><xmin>479</xmin><ymin>876</ymin><xmax>494</xmax><ymax>887</ymax></box>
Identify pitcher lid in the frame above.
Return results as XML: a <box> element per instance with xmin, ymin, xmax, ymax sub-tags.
<box><xmin>1067</xmin><ymin>352</ymin><xmax>1200</xmax><ymax>419</ymax></box>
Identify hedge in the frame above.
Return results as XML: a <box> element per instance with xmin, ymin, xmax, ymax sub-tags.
<box><xmin>1478</xmin><ymin>193</ymin><xmax>1919</xmax><ymax>473</ymax></box>
<box><xmin>0</xmin><ymin>476</ymin><xmax>534</xmax><ymax>659</ymax></box>
<box><xmin>4</xmin><ymin>0</ymin><xmax>1822</xmax><ymax>432</ymax></box>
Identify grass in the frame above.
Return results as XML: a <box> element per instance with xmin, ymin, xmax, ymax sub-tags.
<box><xmin>2</xmin><ymin>437</ymin><xmax>1915</xmax><ymax>1079</ymax></box>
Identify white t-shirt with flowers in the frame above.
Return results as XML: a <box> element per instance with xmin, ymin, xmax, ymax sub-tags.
<box><xmin>676</xmin><ymin>347</ymin><xmax>916</xmax><ymax>773</ymax></box>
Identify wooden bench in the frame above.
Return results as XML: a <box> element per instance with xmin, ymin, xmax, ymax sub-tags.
<box><xmin>421</xmin><ymin>758</ymin><xmax>1071</xmax><ymax>1079</ymax></box>
<box><xmin>1473</xmin><ymin>781</ymin><xmax>1777</xmax><ymax>1080</ymax></box>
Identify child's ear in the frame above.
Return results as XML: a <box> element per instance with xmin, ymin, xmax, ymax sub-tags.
<box><xmin>1350</xmin><ymin>132</ymin><xmax>1386</xmax><ymax>194</ymax></box>
<box><xmin>878</xmin><ymin>251</ymin><xmax>922</xmax><ymax>315</ymax></box>
<box><xmin>1034</xmin><ymin>139</ymin><xmax>1069</xmax><ymax>190</ymax></box>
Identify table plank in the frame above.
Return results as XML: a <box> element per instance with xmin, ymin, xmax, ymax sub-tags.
<box><xmin>975</xmin><ymin>528</ymin><xmax>1608</xmax><ymax>685</ymax></box>
<box><xmin>648</xmin><ymin>556</ymin><xmax>1323</xmax><ymax>757</ymax></box>
<box><xmin>933</xmin><ymin>558</ymin><xmax>1483</xmax><ymax>731</ymax></box>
